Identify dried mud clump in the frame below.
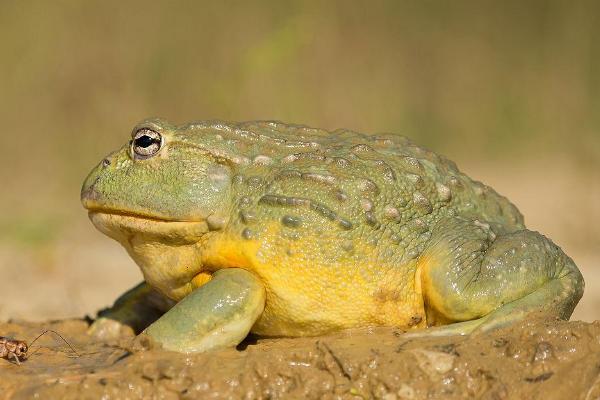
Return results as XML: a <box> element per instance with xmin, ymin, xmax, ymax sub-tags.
<box><xmin>1</xmin><ymin>318</ymin><xmax>600</xmax><ymax>399</ymax></box>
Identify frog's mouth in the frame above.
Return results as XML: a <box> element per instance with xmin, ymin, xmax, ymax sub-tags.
<box><xmin>82</xmin><ymin>181</ymin><xmax>206</xmax><ymax>231</ymax></box>
<box><xmin>87</xmin><ymin>210</ymin><xmax>210</xmax><ymax>245</ymax></box>
<box><xmin>81</xmin><ymin>183</ymin><xmax>211</xmax><ymax>239</ymax></box>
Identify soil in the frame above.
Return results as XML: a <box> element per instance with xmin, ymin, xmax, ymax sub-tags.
<box><xmin>1</xmin><ymin>318</ymin><xmax>600</xmax><ymax>399</ymax></box>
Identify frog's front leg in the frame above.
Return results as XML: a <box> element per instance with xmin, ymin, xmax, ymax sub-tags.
<box><xmin>142</xmin><ymin>268</ymin><xmax>266</xmax><ymax>353</ymax></box>
<box><xmin>411</xmin><ymin>217</ymin><xmax>584</xmax><ymax>337</ymax></box>
<box><xmin>88</xmin><ymin>282</ymin><xmax>176</xmax><ymax>340</ymax></box>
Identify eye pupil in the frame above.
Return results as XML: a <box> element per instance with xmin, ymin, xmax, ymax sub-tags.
<box><xmin>135</xmin><ymin>135</ymin><xmax>156</xmax><ymax>148</ymax></box>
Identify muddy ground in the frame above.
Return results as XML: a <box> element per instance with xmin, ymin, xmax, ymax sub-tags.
<box><xmin>1</xmin><ymin>318</ymin><xmax>600</xmax><ymax>399</ymax></box>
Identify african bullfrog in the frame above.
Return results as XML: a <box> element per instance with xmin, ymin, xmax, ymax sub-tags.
<box><xmin>81</xmin><ymin>119</ymin><xmax>584</xmax><ymax>353</ymax></box>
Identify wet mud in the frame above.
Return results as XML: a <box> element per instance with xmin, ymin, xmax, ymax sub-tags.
<box><xmin>1</xmin><ymin>318</ymin><xmax>600</xmax><ymax>399</ymax></box>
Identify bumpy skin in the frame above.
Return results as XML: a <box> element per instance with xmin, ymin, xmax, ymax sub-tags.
<box><xmin>81</xmin><ymin>119</ymin><xmax>584</xmax><ymax>352</ymax></box>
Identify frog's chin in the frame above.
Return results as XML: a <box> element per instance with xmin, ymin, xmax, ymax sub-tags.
<box><xmin>88</xmin><ymin>211</ymin><xmax>210</xmax><ymax>245</ymax></box>
<box><xmin>88</xmin><ymin>211</ymin><xmax>210</xmax><ymax>302</ymax></box>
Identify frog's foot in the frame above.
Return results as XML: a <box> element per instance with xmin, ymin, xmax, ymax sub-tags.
<box><xmin>404</xmin><ymin>290</ymin><xmax>561</xmax><ymax>339</ymax></box>
<box><xmin>415</xmin><ymin>218</ymin><xmax>584</xmax><ymax>338</ymax></box>
<box><xmin>88</xmin><ymin>317</ymin><xmax>136</xmax><ymax>340</ymax></box>
<box><xmin>88</xmin><ymin>282</ymin><xmax>175</xmax><ymax>341</ymax></box>
<box><xmin>141</xmin><ymin>268</ymin><xmax>265</xmax><ymax>353</ymax></box>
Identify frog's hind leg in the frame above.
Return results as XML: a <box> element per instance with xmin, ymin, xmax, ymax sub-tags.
<box><xmin>412</xmin><ymin>217</ymin><xmax>584</xmax><ymax>337</ymax></box>
<box><xmin>142</xmin><ymin>268</ymin><xmax>266</xmax><ymax>353</ymax></box>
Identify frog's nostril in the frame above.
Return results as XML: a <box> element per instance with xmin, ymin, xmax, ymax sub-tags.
<box><xmin>102</xmin><ymin>158</ymin><xmax>111</xmax><ymax>167</ymax></box>
<box><xmin>81</xmin><ymin>176</ymin><xmax>101</xmax><ymax>205</ymax></box>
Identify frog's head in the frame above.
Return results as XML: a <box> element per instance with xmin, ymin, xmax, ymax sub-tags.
<box><xmin>81</xmin><ymin>119</ymin><xmax>233</xmax><ymax>300</ymax></box>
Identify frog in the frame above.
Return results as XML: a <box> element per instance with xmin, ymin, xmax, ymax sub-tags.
<box><xmin>80</xmin><ymin>119</ymin><xmax>584</xmax><ymax>353</ymax></box>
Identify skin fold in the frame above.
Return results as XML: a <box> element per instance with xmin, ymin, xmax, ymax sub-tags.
<box><xmin>81</xmin><ymin>119</ymin><xmax>584</xmax><ymax>353</ymax></box>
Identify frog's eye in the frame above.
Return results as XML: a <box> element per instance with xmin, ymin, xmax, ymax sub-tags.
<box><xmin>132</xmin><ymin>129</ymin><xmax>163</xmax><ymax>159</ymax></box>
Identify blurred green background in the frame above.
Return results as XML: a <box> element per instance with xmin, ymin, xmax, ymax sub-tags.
<box><xmin>0</xmin><ymin>0</ymin><xmax>598</xmax><ymax>321</ymax></box>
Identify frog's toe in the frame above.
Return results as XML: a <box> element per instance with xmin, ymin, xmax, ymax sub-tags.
<box><xmin>87</xmin><ymin>317</ymin><xmax>136</xmax><ymax>340</ymax></box>
<box><xmin>402</xmin><ymin>318</ymin><xmax>488</xmax><ymax>338</ymax></box>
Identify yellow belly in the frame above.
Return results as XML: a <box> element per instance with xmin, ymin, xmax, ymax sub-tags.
<box><xmin>200</xmin><ymin>225</ymin><xmax>427</xmax><ymax>336</ymax></box>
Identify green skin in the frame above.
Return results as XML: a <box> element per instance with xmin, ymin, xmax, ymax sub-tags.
<box><xmin>81</xmin><ymin>119</ymin><xmax>584</xmax><ymax>353</ymax></box>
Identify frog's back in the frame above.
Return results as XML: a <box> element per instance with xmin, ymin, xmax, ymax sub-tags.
<box><xmin>185</xmin><ymin>120</ymin><xmax>524</xmax><ymax>232</ymax></box>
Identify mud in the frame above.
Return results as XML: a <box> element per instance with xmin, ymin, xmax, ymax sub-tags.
<box><xmin>1</xmin><ymin>318</ymin><xmax>600</xmax><ymax>399</ymax></box>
